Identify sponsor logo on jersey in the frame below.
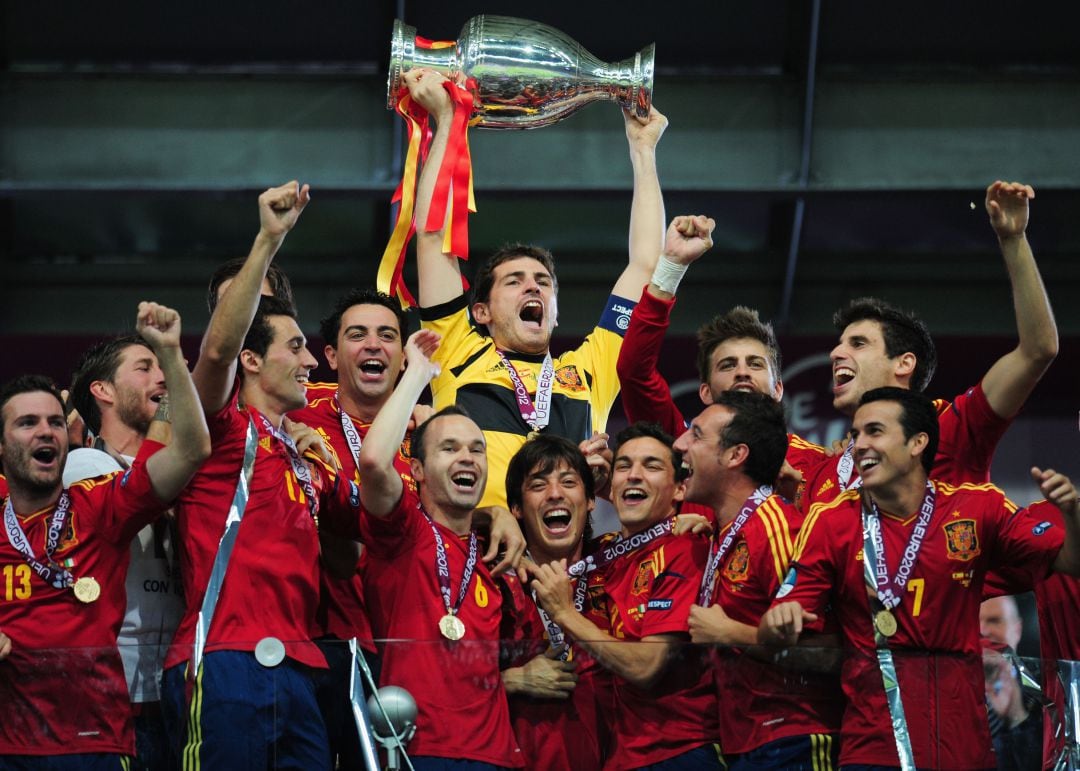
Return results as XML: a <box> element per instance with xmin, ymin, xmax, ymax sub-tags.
<box><xmin>1032</xmin><ymin>521</ymin><xmax>1053</xmax><ymax>536</ymax></box>
<box><xmin>259</xmin><ymin>436</ymin><xmax>273</xmax><ymax>454</ymax></box>
<box><xmin>951</xmin><ymin>569</ymin><xmax>974</xmax><ymax>588</ymax></box>
<box><xmin>943</xmin><ymin>519</ymin><xmax>981</xmax><ymax>561</ymax></box>
<box><xmin>647</xmin><ymin>598</ymin><xmax>673</xmax><ymax>611</ymax></box>
<box><xmin>775</xmin><ymin>567</ymin><xmax>797</xmax><ymax>598</ymax></box>
<box><xmin>815</xmin><ymin>479</ymin><xmax>835</xmax><ymax>499</ymax></box>
<box><xmin>554</xmin><ymin>365</ymin><xmax>585</xmax><ymax>392</ymax></box>
<box><xmin>855</xmin><ymin>548</ymin><xmax>864</xmax><ymax>561</ymax></box>
<box><xmin>722</xmin><ymin>541</ymin><xmax>751</xmax><ymax>584</ymax></box>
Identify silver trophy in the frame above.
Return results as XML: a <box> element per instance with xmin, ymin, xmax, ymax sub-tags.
<box><xmin>387</xmin><ymin>15</ymin><xmax>655</xmax><ymax>129</ymax></box>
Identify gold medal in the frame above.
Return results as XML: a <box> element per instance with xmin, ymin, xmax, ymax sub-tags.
<box><xmin>73</xmin><ymin>577</ymin><xmax>101</xmax><ymax>604</ymax></box>
<box><xmin>874</xmin><ymin>608</ymin><xmax>897</xmax><ymax>638</ymax></box>
<box><xmin>439</xmin><ymin>613</ymin><xmax>466</xmax><ymax>641</ymax></box>
<box><xmin>527</xmin><ymin>430</ymin><xmax>541</xmax><ymax>441</ymax></box>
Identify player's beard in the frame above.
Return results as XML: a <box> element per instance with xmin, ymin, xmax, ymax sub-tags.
<box><xmin>2</xmin><ymin>442</ymin><xmax>66</xmax><ymax>497</ymax></box>
<box><xmin>114</xmin><ymin>385</ymin><xmax>154</xmax><ymax>436</ymax></box>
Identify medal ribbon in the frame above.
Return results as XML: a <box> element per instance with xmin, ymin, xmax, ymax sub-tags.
<box><xmin>566</xmin><ymin>516</ymin><xmax>676</xmax><ymax>583</ymax></box>
<box><xmin>335</xmin><ymin>391</ymin><xmax>364</xmax><ymax>469</ymax></box>
<box><xmin>377</xmin><ymin>58</ymin><xmax>476</xmax><ymax>309</ymax></box>
<box><xmin>697</xmin><ymin>485</ymin><xmax>773</xmax><ymax>606</ymax></box>
<box><xmin>836</xmin><ymin>439</ymin><xmax>863</xmax><ymax>492</ymax></box>
<box><xmin>256</xmin><ymin>413</ymin><xmax>320</xmax><ymax>521</ymax></box>
<box><xmin>859</xmin><ymin>494</ymin><xmax>918</xmax><ymax>771</ymax></box>
<box><xmin>424</xmin><ymin>513</ymin><xmax>479</xmax><ymax>620</ymax></box>
<box><xmin>865</xmin><ymin>481</ymin><xmax>936</xmax><ymax>611</ymax></box>
<box><xmin>3</xmin><ymin>493</ymin><xmax>73</xmax><ymax>590</ymax></box>
<box><xmin>526</xmin><ymin>546</ymin><xmax>587</xmax><ymax>661</ymax></box>
<box><xmin>496</xmin><ymin>351</ymin><xmax>554</xmax><ymax>434</ymax></box>
<box><xmin>193</xmin><ymin>415</ymin><xmax>258</xmax><ymax>673</ymax></box>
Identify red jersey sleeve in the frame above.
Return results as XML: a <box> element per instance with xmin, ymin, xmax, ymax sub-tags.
<box><xmin>772</xmin><ymin>499</ymin><xmax>848</xmax><ymax>634</ymax></box>
<box><xmin>639</xmin><ymin>536</ymin><xmax>707</xmax><ymax>638</ymax></box>
<box><xmin>615</xmin><ymin>286</ymin><xmax>687</xmax><ymax>437</ymax></box>
<box><xmin>358</xmin><ymin>486</ymin><xmax>427</xmax><ymax>558</ymax></box>
<box><xmin>73</xmin><ymin>449</ymin><xmax>168</xmax><ymax>545</ymax></box>
<box><xmin>984</xmin><ymin>497</ymin><xmax>1064</xmax><ymax>595</ymax></box>
<box><xmin>934</xmin><ymin>382</ymin><xmax>1011</xmax><ymax>483</ymax></box>
<box><xmin>310</xmin><ymin>459</ymin><xmax>363</xmax><ymax>540</ymax></box>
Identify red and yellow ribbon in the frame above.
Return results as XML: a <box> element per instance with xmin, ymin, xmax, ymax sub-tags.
<box><xmin>377</xmin><ymin>38</ymin><xmax>477</xmax><ymax>309</ymax></box>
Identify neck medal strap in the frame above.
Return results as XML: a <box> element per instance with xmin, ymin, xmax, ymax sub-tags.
<box><xmin>836</xmin><ymin>439</ymin><xmax>864</xmax><ymax>491</ymax></box>
<box><xmin>423</xmin><ymin>512</ymin><xmax>478</xmax><ymax>641</ymax></box>
<box><xmin>698</xmin><ymin>485</ymin><xmax>773</xmax><ymax>606</ymax></box>
<box><xmin>256</xmin><ymin>413</ymin><xmax>320</xmax><ymax>521</ymax></box>
<box><xmin>496</xmin><ymin>350</ymin><xmax>554</xmax><ymax>440</ymax></box>
<box><xmin>3</xmin><ymin>492</ymin><xmax>74</xmax><ymax>590</ymax></box>
<box><xmin>335</xmin><ymin>391</ymin><xmax>364</xmax><ymax>469</ymax></box>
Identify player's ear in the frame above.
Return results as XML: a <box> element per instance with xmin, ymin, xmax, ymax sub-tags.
<box><xmin>471</xmin><ymin>302</ymin><xmax>493</xmax><ymax>326</ymax></box>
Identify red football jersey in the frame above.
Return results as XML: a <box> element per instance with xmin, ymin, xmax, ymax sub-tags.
<box><xmin>360</xmin><ymin>487</ymin><xmax>524</xmax><ymax>768</ymax></box>
<box><xmin>0</xmin><ymin>474</ymin><xmax>8</xmax><ymax>501</ymax></box>
<box><xmin>0</xmin><ymin>454</ymin><xmax>165</xmax><ymax>756</ymax></box>
<box><xmin>292</xmin><ymin>383</ymin><xmax>415</xmax><ymax>649</ymax></box>
<box><xmin>601</xmin><ymin>531</ymin><xmax>720</xmax><ymax>771</ymax></box>
<box><xmin>709</xmin><ymin>493</ymin><xmax>842</xmax><ymax>754</ymax></box>
<box><xmin>502</xmin><ymin>557</ymin><xmax>617</xmax><ymax>771</ymax></box>
<box><xmin>617</xmin><ymin>286</ymin><xmax>825</xmax><ymax>508</ymax></box>
<box><xmin>781</xmin><ymin>482</ymin><xmax>1063</xmax><ymax>768</ymax></box>
<box><xmin>805</xmin><ymin>382</ymin><xmax>1010</xmax><ymax>506</ymax></box>
<box><xmin>166</xmin><ymin>394</ymin><xmax>361</xmax><ymax>671</ymax></box>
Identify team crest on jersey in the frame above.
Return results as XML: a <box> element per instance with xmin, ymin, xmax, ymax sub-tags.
<box><xmin>587</xmin><ymin>583</ymin><xmax>608</xmax><ymax>615</ymax></box>
<box><xmin>632</xmin><ymin>556</ymin><xmax>659</xmax><ymax>596</ymax></box>
<box><xmin>943</xmin><ymin>519</ymin><xmax>981</xmax><ymax>561</ymax></box>
<box><xmin>554</xmin><ymin>365</ymin><xmax>585</xmax><ymax>392</ymax></box>
<box><xmin>722</xmin><ymin>542</ymin><xmax>750</xmax><ymax>584</ymax></box>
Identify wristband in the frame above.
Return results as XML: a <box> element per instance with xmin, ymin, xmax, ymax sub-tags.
<box><xmin>650</xmin><ymin>254</ymin><xmax>689</xmax><ymax>295</ymax></box>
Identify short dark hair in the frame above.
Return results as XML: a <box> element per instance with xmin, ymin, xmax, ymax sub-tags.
<box><xmin>696</xmin><ymin>306</ymin><xmax>782</xmax><ymax>385</ymax></box>
<box><xmin>505</xmin><ymin>435</ymin><xmax>596</xmax><ymax>512</ymax></box>
<box><xmin>411</xmin><ymin>406</ymin><xmax>474</xmax><ymax>465</ymax></box>
<box><xmin>319</xmin><ymin>288</ymin><xmax>409</xmax><ymax>348</ymax></box>
<box><xmin>859</xmin><ymin>387</ymin><xmax>939</xmax><ymax>475</ymax></box>
<box><xmin>69</xmin><ymin>334</ymin><xmax>150</xmax><ymax>435</ymax></box>
<box><xmin>834</xmin><ymin>298</ymin><xmax>937</xmax><ymax>392</ymax></box>
<box><xmin>471</xmin><ymin>243</ymin><xmax>558</xmax><ymax>309</ymax></box>
<box><xmin>242</xmin><ymin>295</ymin><xmax>299</xmax><ymax>361</ymax></box>
<box><xmin>711</xmin><ymin>391</ymin><xmax>788</xmax><ymax>487</ymax></box>
<box><xmin>505</xmin><ymin>435</ymin><xmax>596</xmax><ymax>547</ymax></box>
<box><xmin>613</xmin><ymin>422</ymin><xmax>687</xmax><ymax>482</ymax></box>
<box><xmin>0</xmin><ymin>375</ymin><xmax>65</xmax><ymax>434</ymax></box>
<box><xmin>207</xmin><ymin>258</ymin><xmax>296</xmax><ymax>315</ymax></box>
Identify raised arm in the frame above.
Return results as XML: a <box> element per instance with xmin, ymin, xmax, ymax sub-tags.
<box><xmin>527</xmin><ymin>560</ymin><xmax>675</xmax><ymax>689</ymax></box>
<box><xmin>617</xmin><ymin>215</ymin><xmax>716</xmax><ymax>434</ymax></box>
<box><xmin>356</xmin><ymin>329</ymin><xmax>441</xmax><ymax>517</ymax></box>
<box><xmin>979</xmin><ymin>181</ymin><xmax>1058</xmax><ymax>418</ymax></box>
<box><xmin>407</xmin><ymin>69</ymin><xmax>467</xmax><ymax>309</ymax></box>
<box><xmin>137</xmin><ymin>303</ymin><xmax>211</xmax><ymax>501</ymax></box>
<box><xmin>192</xmin><ymin>181</ymin><xmax>310</xmax><ymax>413</ymax></box>
<box><xmin>1040</xmin><ymin>468</ymin><xmax>1080</xmax><ymax>576</ymax></box>
<box><xmin>611</xmin><ymin>106</ymin><xmax>669</xmax><ymax>299</ymax></box>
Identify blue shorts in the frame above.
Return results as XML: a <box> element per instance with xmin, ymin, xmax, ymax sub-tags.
<box><xmin>410</xmin><ymin>761</ymin><xmax>509</xmax><ymax>771</ymax></box>
<box><xmin>636</xmin><ymin>743</ymin><xmax>725</xmax><ymax>770</ymax></box>
<box><xmin>729</xmin><ymin>734</ymin><xmax>839</xmax><ymax>771</ymax></box>
<box><xmin>161</xmin><ymin>651</ymin><xmax>329</xmax><ymax>771</ymax></box>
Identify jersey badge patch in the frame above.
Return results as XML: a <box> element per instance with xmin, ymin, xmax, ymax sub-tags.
<box><xmin>554</xmin><ymin>365</ymin><xmax>585</xmax><ymax>392</ymax></box>
<box><xmin>631</xmin><ymin>555</ymin><xmax>659</xmax><ymax>596</ymax></box>
<box><xmin>943</xmin><ymin>519</ymin><xmax>981</xmax><ymax>561</ymax></box>
<box><xmin>1032</xmin><ymin>521</ymin><xmax>1053</xmax><ymax>536</ymax></box>
<box><xmin>647</xmin><ymin>598</ymin><xmax>673</xmax><ymax>611</ymax></box>
<box><xmin>776</xmin><ymin>567</ymin><xmax>797</xmax><ymax>598</ymax></box>
<box><xmin>722</xmin><ymin>541</ymin><xmax>750</xmax><ymax>584</ymax></box>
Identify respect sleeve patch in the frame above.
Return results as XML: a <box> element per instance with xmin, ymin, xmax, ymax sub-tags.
<box><xmin>597</xmin><ymin>294</ymin><xmax>637</xmax><ymax>336</ymax></box>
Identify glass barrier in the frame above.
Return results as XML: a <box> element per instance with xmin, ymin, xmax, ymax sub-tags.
<box><xmin>0</xmin><ymin>640</ymin><xmax>1076</xmax><ymax>769</ymax></box>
